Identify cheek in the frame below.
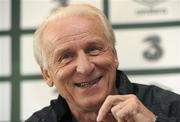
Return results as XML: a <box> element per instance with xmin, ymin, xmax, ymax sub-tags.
<box><xmin>52</xmin><ymin>67</ymin><xmax>76</xmax><ymax>100</ymax></box>
<box><xmin>93</xmin><ymin>54</ymin><xmax>117</xmax><ymax>93</ymax></box>
<box><xmin>93</xmin><ymin>53</ymin><xmax>117</xmax><ymax>69</ymax></box>
<box><xmin>54</xmin><ymin>64</ymin><xmax>75</xmax><ymax>81</ymax></box>
<box><xmin>50</xmin><ymin>65</ymin><xmax>75</xmax><ymax>93</ymax></box>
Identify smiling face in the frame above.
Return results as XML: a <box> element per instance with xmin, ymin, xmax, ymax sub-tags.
<box><xmin>41</xmin><ymin>15</ymin><xmax>118</xmax><ymax>112</ymax></box>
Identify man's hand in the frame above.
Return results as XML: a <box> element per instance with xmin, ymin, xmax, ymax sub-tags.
<box><xmin>96</xmin><ymin>94</ymin><xmax>156</xmax><ymax>122</ymax></box>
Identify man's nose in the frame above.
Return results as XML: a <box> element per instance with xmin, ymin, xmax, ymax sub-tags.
<box><xmin>76</xmin><ymin>51</ymin><xmax>95</xmax><ymax>75</ymax></box>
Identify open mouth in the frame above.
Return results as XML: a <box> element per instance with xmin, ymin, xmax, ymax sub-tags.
<box><xmin>74</xmin><ymin>76</ymin><xmax>102</xmax><ymax>88</ymax></box>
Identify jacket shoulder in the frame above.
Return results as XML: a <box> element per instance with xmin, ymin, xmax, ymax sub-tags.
<box><xmin>25</xmin><ymin>105</ymin><xmax>57</xmax><ymax>122</ymax></box>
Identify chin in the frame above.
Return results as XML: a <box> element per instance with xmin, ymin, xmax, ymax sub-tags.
<box><xmin>80</xmin><ymin>93</ymin><xmax>107</xmax><ymax>112</ymax></box>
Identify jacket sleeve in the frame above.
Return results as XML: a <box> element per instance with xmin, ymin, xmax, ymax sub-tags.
<box><xmin>155</xmin><ymin>101</ymin><xmax>180</xmax><ymax>122</ymax></box>
<box><xmin>134</xmin><ymin>84</ymin><xmax>180</xmax><ymax>122</ymax></box>
<box><xmin>155</xmin><ymin>115</ymin><xmax>180</xmax><ymax>122</ymax></box>
<box><xmin>147</xmin><ymin>86</ymin><xmax>180</xmax><ymax>122</ymax></box>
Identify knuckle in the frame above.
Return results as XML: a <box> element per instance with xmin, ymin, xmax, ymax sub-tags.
<box><xmin>106</xmin><ymin>95</ymin><xmax>113</xmax><ymax>100</ymax></box>
<box><xmin>111</xmin><ymin>107</ymin><xmax>115</xmax><ymax>113</ymax></box>
<box><xmin>129</xmin><ymin>94</ymin><xmax>136</xmax><ymax>99</ymax></box>
<box><xmin>129</xmin><ymin>94</ymin><xmax>138</xmax><ymax>102</ymax></box>
<box><xmin>117</xmin><ymin>111</ymin><xmax>124</xmax><ymax>119</ymax></box>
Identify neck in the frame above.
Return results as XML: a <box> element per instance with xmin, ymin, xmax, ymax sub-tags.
<box><xmin>71</xmin><ymin>110</ymin><xmax>116</xmax><ymax>122</ymax></box>
<box><xmin>68</xmin><ymin>102</ymin><xmax>99</xmax><ymax>122</ymax></box>
<box><xmin>73</xmin><ymin>111</ymin><xmax>98</xmax><ymax>122</ymax></box>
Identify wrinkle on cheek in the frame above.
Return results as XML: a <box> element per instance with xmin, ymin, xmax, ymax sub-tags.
<box><xmin>54</xmin><ymin>69</ymin><xmax>66</xmax><ymax>96</ymax></box>
<box><xmin>56</xmin><ymin>72</ymin><xmax>77</xmax><ymax>106</ymax></box>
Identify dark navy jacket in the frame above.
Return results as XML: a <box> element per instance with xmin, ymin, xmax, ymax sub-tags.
<box><xmin>26</xmin><ymin>70</ymin><xmax>180</xmax><ymax>122</ymax></box>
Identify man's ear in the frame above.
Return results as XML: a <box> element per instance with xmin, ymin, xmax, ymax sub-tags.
<box><xmin>113</xmin><ymin>49</ymin><xmax>119</xmax><ymax>68</ymax></box>
<box><xmin>40</xmin><ymin>66</ymin><xmax>54</xmax><ymax>87</ymax></box>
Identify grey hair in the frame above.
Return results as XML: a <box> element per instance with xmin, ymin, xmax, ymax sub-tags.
<box><xmin>33</xmin><ymin>4</ymin><xmax>116</xmax><ymax>68</ymax></box>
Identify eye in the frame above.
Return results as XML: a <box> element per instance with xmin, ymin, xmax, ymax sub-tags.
<box><xmin>62</xmin><ymin>53</ymin><xmax>72</xmax><ymax>59</ymax></box>
<box><xmin>86</xmin><ymin>46</ymin><xmax>101</xmax><ymax>55</ymax></box>
<box><xmin>58</xmin><ymin>52</ymin><xmax>73</xmax><ymax>63</ymax></box>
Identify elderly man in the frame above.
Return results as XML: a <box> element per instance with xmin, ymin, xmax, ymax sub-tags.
<box><xmin>26</xmin><ymin>4</ymin><xmax>180</xmax><ymax>122</ymax></box>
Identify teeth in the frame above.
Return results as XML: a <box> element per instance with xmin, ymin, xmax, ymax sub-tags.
<box><xmin>76</xmin><ymin>81</ymin><xmax>94</xmax><ymax>88</ymax></box>
<box><xmin>75</xmin><ymin>77</ymin><xmax>101</xmax><ymax>88</ymax></box>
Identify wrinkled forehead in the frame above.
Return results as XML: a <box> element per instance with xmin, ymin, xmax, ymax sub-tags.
<box><xmin>43</xmin><ymin>14</ymin><xmax>107</xmax><ymax>44</ymax></box>
<box><xmin>40</xmin><ymin>14</ymin><xmax>108</xmax><ymax>54</ymax></box>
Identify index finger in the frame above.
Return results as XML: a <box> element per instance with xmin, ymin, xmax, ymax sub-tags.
<box><xmin>96</xmin><ymin>95</ymin><xmax>125</xmax><ymax>121</ymax></box>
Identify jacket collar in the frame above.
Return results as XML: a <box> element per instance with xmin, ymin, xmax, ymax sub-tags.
<box><xmin>51</xmin><ymin>95</ymin><xmax>74</xmax><ymax>121</ymax></box>
<box><xmin>116</xmin><ymin>70</ymin><xmax>134</xmax><ymax>94</ymax></box>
